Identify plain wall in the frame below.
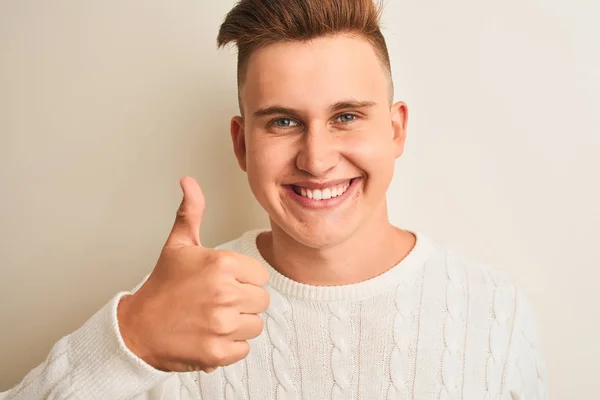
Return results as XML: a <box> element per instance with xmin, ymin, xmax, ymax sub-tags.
<box><xmin>1</xmin><ymin>0</ymin><xmax>598</xmax><ymax>397</ymax></box>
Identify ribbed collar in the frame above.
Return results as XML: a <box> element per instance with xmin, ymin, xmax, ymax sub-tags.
<box><xmin>238</xmin><ymin>229</ymin><xmax>434</xmax><ymax>302</ymax></box>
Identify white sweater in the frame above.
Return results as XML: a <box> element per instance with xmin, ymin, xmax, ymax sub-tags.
<box><xmin>1</xmin><ymin>230</ymin><xmax>548</xmax><ymax>399</ymax></box>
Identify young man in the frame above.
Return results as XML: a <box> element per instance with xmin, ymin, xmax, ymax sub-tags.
<box><xmin>1</xmin><ymin>0</ymin><xmax>547</xmax><ymax>399</ymax></box>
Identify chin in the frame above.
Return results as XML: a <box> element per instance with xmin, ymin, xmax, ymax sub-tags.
<box><xmin>280</xmin><ymin>221</ymin><xmax>359</xmax><ymax>250</ymax></box>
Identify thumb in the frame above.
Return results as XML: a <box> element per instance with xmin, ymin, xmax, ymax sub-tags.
<box><xmin>166</xmin><ymin>176</ymin><xmax>205</xmax><ymax>247</ymax></box>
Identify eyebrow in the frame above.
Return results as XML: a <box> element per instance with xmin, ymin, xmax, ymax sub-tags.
<box><xmin>252</xmin><ymin>99</ymin><xmax>377</xmax><ymax>119</ymax></box>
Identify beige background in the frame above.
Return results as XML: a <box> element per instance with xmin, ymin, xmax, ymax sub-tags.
<box><xmin>1</xmin><ymin>0</ymin><xmax>598</xmax><ymax>398</ymax></box>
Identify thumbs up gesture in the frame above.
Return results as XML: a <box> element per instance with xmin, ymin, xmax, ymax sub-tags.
<box><xmin>117</xmin><ymin>177</ymin><xmax>270</xmax><ymax>372</ymax></box>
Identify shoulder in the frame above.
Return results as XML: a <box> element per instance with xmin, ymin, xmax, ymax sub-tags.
<box><xmin>425</xmin><ymin>234</ymin><xmax>524</xmax><ymax>322</ymax></box>
<box><xmin>422</xmin><ymin>235</ymin><xmax>514</xmax><ymax>286</ymax></box>
<box><xmin>421</xmin><ymin>234</ymin><xmax>543</xmax><ymax>342</ymax></box>
<box><xmin>418</xmin><ymin>234</ymin><xmax>548</xmax><ymax>396</ymax></box>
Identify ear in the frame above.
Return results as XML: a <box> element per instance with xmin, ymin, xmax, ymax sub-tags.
<box><xmin>390</xmin><ymin>101</ymin><xmax>408</xmax><ymax>159</ymax></box>
<box><xmin>230</xmin><ymin>116</ymin><xmax>247</xmax><ymax>172</ymax></box>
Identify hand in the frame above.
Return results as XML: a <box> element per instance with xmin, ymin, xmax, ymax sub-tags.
<box><xmin>117</xmin><ymin>177</ymin><xmax>270</xmax><ymax>372</ymax></box>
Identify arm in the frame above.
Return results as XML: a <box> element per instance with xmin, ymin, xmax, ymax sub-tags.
<box><xmin>0</xmin><ymin>292</ymin><xmax>173</xmax><ymax>400</ymax></box>
<box><xmin>0</xmin><ymin>177</ymin><xmax>268</xmax><ymax>399</ymax></box>
<box><xmin>502</xmin><ymin>290</ymin><xmax>549</xmax><ymax>400</ymax></box>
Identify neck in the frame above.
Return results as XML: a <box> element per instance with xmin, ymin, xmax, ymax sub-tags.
<box><xmin>257</xmin><ymin>204</ymin><xmax>416</xmax><ymax>286</ymax></box>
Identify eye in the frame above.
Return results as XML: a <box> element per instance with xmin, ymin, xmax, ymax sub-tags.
<box><xmin>336</xmin><ymin>113</ymin><xmax>358</xmax><ymax>123</ymax></box>
<box><xmin>272</xmin><ymin>118</ymin><xmax>299</xmax><ymax>128</ymax></box>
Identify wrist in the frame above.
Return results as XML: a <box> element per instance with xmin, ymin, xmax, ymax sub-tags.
<box><xmin>117</xmin><ymin>294</ymin><xmax>162</xmax><ymax>370</ymax></box>
<box><xmin>117</xmin><ymin>295</ymin><xmax>137</xmax><ymax>352</ymax></box>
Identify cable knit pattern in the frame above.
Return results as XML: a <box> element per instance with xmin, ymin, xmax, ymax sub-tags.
<box><xmin>223</xmin><ymin>361</ymin><xmax>245</xmax><ymax>400</ymax></box>
<box><xmin>484</xmin><ymin>269</ymin><xmax>517</xmax><ymax>399</ymax></box>
<box><xmin>0</xmin><ymin>230</ymin><xmax>548</xmax><ymax>400</ymax></box>
<box><xmin>387</xmin><ymin>276</ymin><xmax>418</xmax><ymax>399</ymax></box>
<box><xmin>502</xmin><ymin>290</ymin><xmax>548</xmax><ymax>400</ymax></box>
<box><xmin>328</xmin><ymin>303</ymin><xmax>354</xmax><ymax>399</ymax></box>
<box><xmin>439</xmin><ymin>254</ymin><xmax>469</xmax><ymax>400</ymax></box>
<box><xmin>265</xmin><ymin>286</ymin><xmax>297</xmax><ymax>399</ymax></box>
<box><xmin>515</xmin><ymin>330</ymin><xmax>546</xmax><ymax>400</ymax></box>
<box><xmin>517</xmin><ymin>330</ymin><xmax>547</xmax><ymax>400</ymax></box>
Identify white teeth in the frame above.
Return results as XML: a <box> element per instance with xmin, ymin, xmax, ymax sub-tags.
<box><xmin>296</xmin><ymin>181</ymin><xmax>352</xmax><ymax>201</ymax></box>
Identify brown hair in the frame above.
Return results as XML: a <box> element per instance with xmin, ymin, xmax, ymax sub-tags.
<box><xmin>217</xmin><ymin>0</ymin><xmax>392</xmax><ymax>106</ymax></box>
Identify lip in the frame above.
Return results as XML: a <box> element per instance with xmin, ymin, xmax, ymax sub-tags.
<box><xmin>284</xmin><ymin>177</ymin><xmax>362</xmax><ymax>210</ymax></box>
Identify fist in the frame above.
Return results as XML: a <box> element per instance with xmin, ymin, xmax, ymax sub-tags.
<box><xmin>117</xmin><ymin>177</ymin><xmax>270</xmax><ymax>372</ymax></box>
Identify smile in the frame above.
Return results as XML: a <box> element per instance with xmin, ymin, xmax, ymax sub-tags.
<box><xmin>292</xmin><ymin>180</ymin><xmax>352</xmax><ymax>200</ymax></box>
<box><xmin>286</xmin><ymin>178</ymin><xmax>361</xmax><ymax>209</ymax></box>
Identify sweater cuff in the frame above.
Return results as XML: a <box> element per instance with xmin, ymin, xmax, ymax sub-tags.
<box><xmin>66</xmin><ymin>292</ymin><xmax>173</xmax><ymax>399</ymax></box>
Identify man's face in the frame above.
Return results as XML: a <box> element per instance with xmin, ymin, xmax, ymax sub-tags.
<box><xmin>231</xmin><ymin>35</ymin><xmax>407</xmax><ymax>249</ymax></box>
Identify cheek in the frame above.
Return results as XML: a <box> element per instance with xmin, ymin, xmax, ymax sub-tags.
<box><xmin>344</xmin><ymin>127</ymin><xmax>397</xmax><ymax>173</ymax></box>
<box><xmin>246</xmin><ymin>135</ymin><xmax>294</xmax><ymax>182</ymax></box>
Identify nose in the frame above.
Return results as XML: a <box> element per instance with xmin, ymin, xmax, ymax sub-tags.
<box><xmin>295</xmin><ymin>124</ymin><xmax>341</xmax><ymax>177</ymax></box>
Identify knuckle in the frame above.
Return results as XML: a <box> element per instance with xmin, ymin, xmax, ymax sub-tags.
<box><xmin>256</xmin><ymin>264</ymin><xmax>270</xmax><ymax>285</ymax></box>
<box><xmin>210</xmin><ymin>312</ymin><xmax>236</xmax><ymax>336</ymax></box>
<box><xmin>258</xmin><ymin>289</ymin><xmax>271</xmax><ymax>311</ymax></box>
<box><xmin>175</xmin><ymin>207</ymin><xmax>201</xmax><ymax>225</ymax></box>
<box><xmin>204</xmin><ymin>250</ymin><xmax>223</xmax><ymax>266</ymax></box>
<box><xmin>242</xmin><ymin>316</ymin><xmax>264</xmax><ymax>340</ymax></box>
<box><xmin>212</xmin><ymin>283</ymin><xmax>239</xmax><ymax>306</ymax></box>
<box><xmin>239</xmin><ymin>341</ymin><xmax>251</xmax><ymax>359</ymax></box>
<box><xmin>175</xmin><ymin>205</ymin><xmax>187</xmax><ymax>220</ymax></box>
<box><xmin>214</xmin><ymin>251</ymin><xmax>239</xmax><ymax>269</ymax></box>
<box><xmin>253</xmin><ymin>317</ymin><xmax>265</xmax><ymax>336</ymax></box>
<box><xmin>206</xmin><ymin>340</ymin><xmax>229</xmax><ymax>366</ymax></box>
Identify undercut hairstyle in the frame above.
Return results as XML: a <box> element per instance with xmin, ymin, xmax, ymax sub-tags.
<box><xmin>217</xmin><ymin>0</ymin><xmax>393</xmax><ymax>111</ymax></box>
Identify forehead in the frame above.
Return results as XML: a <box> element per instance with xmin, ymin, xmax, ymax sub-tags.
<box><xmin>241</xmin><ymin>35</ymin><xmax>389</xmax><ymax>115</ymax></box>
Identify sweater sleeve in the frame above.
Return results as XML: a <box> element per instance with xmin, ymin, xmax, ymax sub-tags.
<box><xmin>502</xmin><ymin>290</ymin><xmax>549</xmax><ymax>400</ymax></box>
<box><xmin>0</xmin><ymin>292</ymin><xmax>174</xmax><ymax>400</ymax></box>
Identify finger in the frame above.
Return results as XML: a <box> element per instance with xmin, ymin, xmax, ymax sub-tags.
<box><xmin>231</xmin><ymin>314</ymin><xmax>264</xmax><ymax>341</ymax></box>
<box><xmin>233</xmin><ymin>255</ymin><xmax>270</xmax><ymax>286</ymax></box>
<box><xmin>166</xmin><ymin>176</ymin><xmax>205</xmax><ymax>247</ymax></box>
<box><xmin>238</xmin><ymin>283</ymin><xmax>270</xmax><ymax>314</ymax></box>
<box><xmin>213</xmin><ymin>341</ymin><xmax>250</xmax><ymax>367</ymax></box>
